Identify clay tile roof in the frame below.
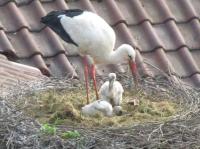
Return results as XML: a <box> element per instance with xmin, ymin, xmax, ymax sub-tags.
<box><xmin>0</xmin><ymin>0</ymin><xmax>200</xmax><ymax>87</ymax></box>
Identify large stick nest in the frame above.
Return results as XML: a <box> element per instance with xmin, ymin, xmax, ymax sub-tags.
<box><xmin>1</xmin><ymin>72</ymin><xmax>200</xmax><ymax>149</ymax></box>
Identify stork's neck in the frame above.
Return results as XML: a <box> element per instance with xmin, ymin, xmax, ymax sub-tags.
<box><xmin>94</xmin><ymin>44</ymin><xmax>134</xmax><ymax>64</ymax></box>
<box><xmin>109</xmin><ymin>80</ymin><xmax>114</xmax><ymax>91</ymax></box>
<box><xmin>106</xmin><ymin>47</ymin><xmax>126</xmax><ymax>64</ymax></box>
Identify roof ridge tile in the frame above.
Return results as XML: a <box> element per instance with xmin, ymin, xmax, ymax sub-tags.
<box><xmin>0</xmin><ymin>58</ymin><xmax>45</xmax><ymax>81</ymax></box>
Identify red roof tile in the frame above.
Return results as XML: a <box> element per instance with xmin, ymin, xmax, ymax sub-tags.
<box><xmin>0</xmin><ymin>0</ymin><xmax>200</xmax><ymax>87</ymax></box>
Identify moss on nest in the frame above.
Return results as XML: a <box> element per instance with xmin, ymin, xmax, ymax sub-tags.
<box><xmin>25</xmin><ymin>87</ymin><xmax>180</xmax><ymax>128</ymax></box>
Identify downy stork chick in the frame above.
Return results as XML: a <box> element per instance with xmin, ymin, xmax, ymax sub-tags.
<box><xmin>113</xmin><ymin>106</ymin><xmax>123</xmax><ymax>116</ymax></box>
<box><xmin>81</xmin><ymin>100</ymin><xmax>113</xmax><ymax>117</ymax></box>
<box><xmin>99</xmin><ymin>73</ymin><xmax>124</xmax><ymax>107</ymax></box>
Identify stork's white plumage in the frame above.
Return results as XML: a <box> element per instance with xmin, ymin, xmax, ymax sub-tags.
<box><xmin>41</xmin><ymin>9</ymin><xmax>138</xmax><ymax>104</ymax></box>
<box><xmin>99</xmin><ymin>73</ymin><xmax>124</xmax><ymax>107</ymax></box>
<box><xmin>81</xmin><ymin>100</ymin><xmax>113</xmax><ymax>117</ymax></box>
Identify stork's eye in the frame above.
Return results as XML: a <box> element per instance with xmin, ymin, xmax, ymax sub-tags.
<box><xmin>128</xmin><ymin>55</ymin><xmax>132</xmax><ymax>59</ymax></box>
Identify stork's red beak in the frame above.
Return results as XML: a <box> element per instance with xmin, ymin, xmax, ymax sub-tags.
<box><xmin>129</xmin><ymin>59</ymin><xmax>138</xmax><ymax>88</ymax></box>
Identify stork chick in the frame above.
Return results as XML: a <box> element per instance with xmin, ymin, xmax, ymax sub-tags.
<box><xmin>81</xmin><ymin>100</ymin><xmax>113</xmax><ymax>117</ymax></box>
<box><xmin>99</xmin><ymin>73</ymin><xmax>124</xmax><ymax>107</ymax></box>
<box><xmin>113</xmin><ymin>106</ymin><xmax>123</xmax><ymax>116</ymax></box>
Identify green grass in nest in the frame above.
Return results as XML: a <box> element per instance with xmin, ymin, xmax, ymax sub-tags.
<box><xmin>25</xmin><ymin>87</ymin><xmax>180</xmax><ymax>128</ymax></box>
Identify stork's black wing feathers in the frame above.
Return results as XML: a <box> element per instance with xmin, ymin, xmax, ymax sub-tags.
<box><xmin>64</xmin><ymin>9</ymin><xmax>84</xmax><ymax>18</ymax></box>
<box><xmin>41</xmin><ymin>9</ymin><xmax>84</xmax><ymax>46</ymax></box>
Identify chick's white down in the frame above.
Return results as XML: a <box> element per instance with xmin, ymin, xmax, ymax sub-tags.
<box><xmin>99</xmin><ymin>73</ymin><xmax>124</xmax><ymax>107</ymax></box>
<box><xmin>81</xmin><ymin>100</ymin><xmax>113</xmax><ymax>117</ymax></box>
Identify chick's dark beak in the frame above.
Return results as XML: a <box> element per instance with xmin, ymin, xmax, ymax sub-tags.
<box><xmin>128</xmin><ymin>57</ymin><xmax>138</xmax><ymax>88</ymax></box>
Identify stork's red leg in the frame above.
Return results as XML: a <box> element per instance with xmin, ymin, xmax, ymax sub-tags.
<box><xmin>83</xmin><ymin>56</ymin><xmax>89</xmax><ymax>104</ymax></box>
<box><xmin>91</xmin><ymin>64</ymin><xmax>99</xmax><ymax>100</ymax></box>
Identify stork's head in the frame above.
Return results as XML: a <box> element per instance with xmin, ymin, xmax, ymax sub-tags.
<box><xmin>108</xmin><ymin>73</ymin><xmax>116</xmax><ymax>81</ymax></box>
<box><xmin>113</xmin><ymin>106</ymin><xmax>123</xmax><ymax>116</ymax></box>
<box><xmin>118</xmin><ymin>44</ymin><xmax>138</xmax><ymax>88</ymax></box>
<box><xmin>117</xmin><ymin>44</ymin><xmax>136</xmax><ymax>62</ymax></box>
<box><xmin>108</xmin><ymin>73</ymin><xmax>116</xmax><ymax>90</ymax></box>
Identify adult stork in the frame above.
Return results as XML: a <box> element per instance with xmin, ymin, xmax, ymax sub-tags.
<box><xmin>41</xmin><ymin>9</ymin><xmax>138</xmax><ymax>104</ymax></box>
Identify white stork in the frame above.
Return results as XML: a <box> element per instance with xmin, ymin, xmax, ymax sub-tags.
<box><xmin>41</xmin><ymin>9</ymin><xmax>138</xmax><ymax>104</ymax></box>
<box><xmin>81</xmin><ymin>99</ymin><xmax>113</xmax><ymax>117</ymax></box>
<box><xmin>99</xmin><ymin>73</ymin><xmax>124</xmax><ymax>108</ymax></box>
